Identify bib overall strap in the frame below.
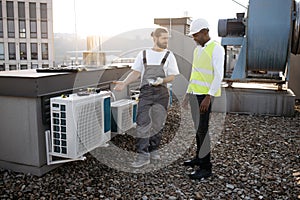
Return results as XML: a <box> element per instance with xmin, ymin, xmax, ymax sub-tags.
<box><xmin>160</xmin><ymin>51</ymin><xmax>170</xmax><ymax>65</ymax></box>
<box><xmin>143</xmin><ymin>50</ymin><xmax>147</xmax><ymax>65</ymax></box>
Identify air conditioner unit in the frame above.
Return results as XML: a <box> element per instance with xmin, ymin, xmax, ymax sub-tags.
<box><xmin>48</xmin><ymin>91</ymin><xmax>111</xmax><ymax>160</ymax></box>
<box><xmin>111</xmin><ymin>99</ymin><xmax>137</xmax><ymax>134</ymax></box>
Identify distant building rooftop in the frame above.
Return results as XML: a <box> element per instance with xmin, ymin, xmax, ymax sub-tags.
<box><xmin>154</xmin><ymin>17</ymin><xmax>192</xmax><ymax>35</ymax></box>
<box><xmin>154</xmin><ymin>17</ymin><xmax>192</xmax><ymax>26</ymax></box>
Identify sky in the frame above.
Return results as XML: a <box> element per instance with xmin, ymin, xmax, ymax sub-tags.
<box><xmin>52</xmin><ymin>0</ymin><xmax>249</xmax><ymax>39</ymax></box>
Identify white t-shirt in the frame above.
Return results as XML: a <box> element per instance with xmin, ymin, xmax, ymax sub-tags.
<box><xmin>132</xmin><ymin>49</ymin><xmax>180</xmax><ymax>80</ymax></box>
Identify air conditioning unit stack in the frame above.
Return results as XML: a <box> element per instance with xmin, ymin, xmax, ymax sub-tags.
<box><xmin>111</xmin><ymin>99</ymin><xmax>137</xmax><ymax>134</ymax></box>
<box><xmin>46</xmin><ymin>91</ymin><xmax>111</xmax><ymax>164</ymax></box>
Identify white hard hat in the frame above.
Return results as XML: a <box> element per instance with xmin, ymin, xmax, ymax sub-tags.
<box><xmin>188</xmin><ymin>18</ymin><xmax>209</xmax><ymax>36</ymax></box>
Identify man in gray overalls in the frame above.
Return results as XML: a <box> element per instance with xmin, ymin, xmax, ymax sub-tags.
<box><xmin>114</xmin><ymin>27</ymin><xmax>179</xmax><ymax>168</ymax></box>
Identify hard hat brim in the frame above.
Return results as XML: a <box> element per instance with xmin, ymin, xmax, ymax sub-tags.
<box><xmin>188</xmin><ymin>31</ymin><xmax>199</xmax><ymax>36</ymax></box>
<box><xmin>188</xmin><ymin>28</ymin><xmax>209</xmax><ymax>36</ymax></box>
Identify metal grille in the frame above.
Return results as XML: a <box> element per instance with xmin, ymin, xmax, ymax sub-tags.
<box><xmin>121</xmin><ymin>105</ymin><xmax>133</xmax><ymax>131</ymax></box>
<box><xmin>111</xmin><ymin>99</ymin><xmax>137</xmax><ymax>134</ymax></box>
<box><xmin>76</xmin><ymin>100</ymin><xmax>103</xmax><ymax>155</ymax></box>
<box><xmin>52</xmin><ymin>104</ymin><xmax>67</xmax><ymax>155</ymax></box>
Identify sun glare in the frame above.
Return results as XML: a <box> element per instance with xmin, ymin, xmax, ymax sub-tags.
<box><xmin>53</xmin><ymin>0</ymin><xmax>248</xmax><ymax>39</ymax></box>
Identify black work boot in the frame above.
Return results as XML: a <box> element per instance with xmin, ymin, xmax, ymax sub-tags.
<box><xmin>189</xmin><ymin>168</ymin><xmax>212</xmax><ymax>180</ymax></box>
<box><xmin>183</xmin><ymin>157</ymin><xmax>201</xmax><ymax>167</ymax></box>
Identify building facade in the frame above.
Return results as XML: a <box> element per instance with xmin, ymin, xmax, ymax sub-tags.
<box><xmin>0</xmin><ymin>0</ymin><xmax>54</xmax><ymax>71</ymax></box>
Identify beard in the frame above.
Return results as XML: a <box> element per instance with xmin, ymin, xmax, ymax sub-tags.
<box><xmin>157</xmin><ymin>41</ymin><xmax>168</xmax><ymax>49</ymax></box>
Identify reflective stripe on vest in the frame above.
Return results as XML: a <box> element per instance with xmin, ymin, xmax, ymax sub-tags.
<box><xmin>187</xmin><ymin>41</ymin><xmax>221</xmax><ymax>96</ymax></box>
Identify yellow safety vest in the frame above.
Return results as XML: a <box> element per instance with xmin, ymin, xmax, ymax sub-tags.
<box><xmin>187</xmin><ymin>41</ymin><xmax>221</xmax><ymax>97</ymax></box>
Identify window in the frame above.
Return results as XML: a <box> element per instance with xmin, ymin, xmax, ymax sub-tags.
<box><xmin>19</xmin><ymin>20</ymin><xmax>26</xmax><ymax>38</ymax></box>
<box><xmin>41</xmin><ymin>21</ymin><xmax>48</xmax><ymax>38</ymax></box>
<box><xmin>40</xmin><ymin>3</ymin><xmax>47</xmax><ymax>19</ymax></box>
<box><xmin>7</xmin><ymin>1</ymin><xmax>14</xmax><ymax>37</ymax></box>
<box><xmin>0</xmin><ymin>2</ymin><xmax>3</xmax><ymax>38</ymax></box>
<box><xmin>0</xmin><ymin>20</ymin><xmax>3</xmax><ymax>38</ymax></box>
<box><xmin>7</xmin><ymin>1</ymin><xmax>14</xmax><ymax>18</ymax></box>
<box><xmin>20</xmin><ymin>65</ymin><xmax>28</xmax><ymax>70</ymax></box>
<box><xmin>31</xmin><ymin>43</ymin><xmax>38</xmax><ymax>60</ymax></box>
<box><xmin>7</xmin><ymin>20</ymin><xmax>15</xmax><ymax>38</ymax></box>
<box><xmin>31</xmin><ymin>64</ymin><xmax>38</xmax><ymax>69</ymax></box>
<box><xmin>0</xmin><ymin>64</ymin><xmax>5</xmax><ymax>71</ymax></box>
<box><xmin>29</xmin><ymin>3</ymin><xmax>36</xmax><ymax>18</ymax></box>
<box><xmin>42</xmin><ymin>64</ymin><xmax>49</xmax><ymax>68</ymax></box>
<box><xmin>18</xmin><ymin>2</ymin><xmax>26</xmax><ymax>38</ymax></box>
<box><xmin>42</xmin><ymin>43</ymin><xmax>48</xmax><ymax>60</ymax></box>
<box><xmin>7</xmin><ymin>1</ymin><xmax>15</xmax><ymax>38</ymax></box>
<box><xmin>18</xmin><ymin>2</ymin><xmax>25</xmax><ymax>18</ymax></box>
<box><xmin>0</xmin><ymin>43</ymin><xmax>4</xmax><ymax>60</ymax></box>
<box><xmin>30</xmin><ymin>21</ymin><xmax>37</xmax><ymax>38</ymax></box>
<box><xmin>29</xmin><ymin>3</ymin><xmax>37</xmax><ymax>38</ymax></box>
<box><xmin>40</xmin><ymin>3</ymin><xmax>48</xmax><ymax>38</ymax></box>
<box><xmin>9</xmin><ymin>65</ymin><xmax>17</xmax><ymax>71</ymax></box>
<box><xmin>8</xmin><ymin>43</ymin><xmax>16</xmax><ymax>60</ymax></box>
<box><xmin>20</xmin><ymin>43</ymin><xmax>27</xmax><ymax>60</ymax></box>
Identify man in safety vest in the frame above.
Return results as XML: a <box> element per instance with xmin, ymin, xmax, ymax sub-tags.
<box><xmin>182</xmin><ymin>18</ymin><xmax>225</xmax><ymax>179</ymax></box>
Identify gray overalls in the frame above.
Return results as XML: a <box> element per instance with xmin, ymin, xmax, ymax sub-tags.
<box><xmin>136</xmin><ymin>50</ymin><xmax>170</xmax><ymax>156</ymax></box>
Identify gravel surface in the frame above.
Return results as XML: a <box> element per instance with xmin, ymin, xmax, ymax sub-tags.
<box><xmin>0</xmin><ymin>100</ymin><xmax>299</xmax><ymax>200</ymax></box>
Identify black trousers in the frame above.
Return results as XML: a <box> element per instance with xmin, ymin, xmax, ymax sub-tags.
<box><xmin>189</xmin><ymin>94</ymin><xmax>212</xmax><ymax>169</ymax></box>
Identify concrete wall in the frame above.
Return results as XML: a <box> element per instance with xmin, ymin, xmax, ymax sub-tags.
<box><xmin>167</xmin><ymin>30</ymin><xmax>195</xmax><ymax>100</ymax></box>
